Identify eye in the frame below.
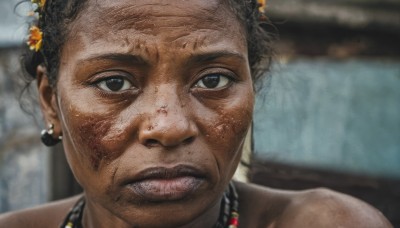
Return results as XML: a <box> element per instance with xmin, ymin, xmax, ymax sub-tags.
<box><xmin>96</xmin><ymin>77</ymin><xmax>133</xmax><ymax>92</ymax></box>
<box><xmin>195</xmin><ymin>74</ymin><xmax>230</xmax><ymax>89</ymax></box>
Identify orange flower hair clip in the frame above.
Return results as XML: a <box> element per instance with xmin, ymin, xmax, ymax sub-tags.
<box><xmin>27</xmin><ymin>25</ymin><xmax>43</xmax><ymax>52</ymax></box>
<box><xmin>257</xmin><ymin>0</ymin><xmax>267</xmax><ymax>13</ymax></box>
<box><xmin>27</xmin><ymin>0</ymin><xmax>46</xmax><ymax>52</ymax></box>
<box><xmin>257</xmin><ymin>0</ymin><xmax>267</xmax><ymax>21</ymax></box>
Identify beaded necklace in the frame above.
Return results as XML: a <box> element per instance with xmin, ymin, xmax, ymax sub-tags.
<box><xmin>213</xmin><ymin>182</ymin><xmax>239</xmax><ymax>228</ymax></box>
<box><xmin>60</xmin><ymin>182</ymin><xmax>239</xmax><ymax>228</ymax></box>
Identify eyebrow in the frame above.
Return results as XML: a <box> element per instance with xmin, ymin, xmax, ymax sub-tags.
<box><xmin>81</xmin><ymin>51</ymin><xmax>245</xmax><ymax>66</ymax></box>
<box><xmin>82</xmin><ymin>53</ymin><xmax>149</xmax><ymax>65</ymax></box>
<box><xmin>189</xmin><ymin>51</ymin><xmax>246</xmax><ymax>64</ymax></box>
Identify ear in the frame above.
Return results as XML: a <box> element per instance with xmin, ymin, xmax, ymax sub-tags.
<box><xmin>37</xmin><ymin>65</ymin><xmax>62</xmax><ymax>136</ymax></box>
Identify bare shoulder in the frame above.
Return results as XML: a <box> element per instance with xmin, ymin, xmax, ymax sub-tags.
<box><xmin>278</xmin><ymin>187</ymin><xmax>393</xmax><ymax>228</ymax></box>
<box><xmin>235</xmin><ymin>182</ymin><xmax>393</xmax><ymax>228</ymax></box>
<box><xmin>234</xmin><ymin>181</ymin><xmax>297</xmax><ymax>227</ymax></box>
<box><xmin>0</xmin><ymin>194</ymin><xmax>82</xmax><ymax>228</ymax></box>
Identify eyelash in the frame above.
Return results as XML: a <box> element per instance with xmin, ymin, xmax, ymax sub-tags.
<box><xmin>96</xmin><ymin>77</ymin><xmax>134</xmax><ymax>92</ymax></box>
<box><xmin>88</xmin><ymin>70</ymin><xmax>138</xmax><ymax>95</ymax></box>
<box><xmin>192</xmin><ymin>68</ymin><xmax>237</xmax><ymax>89</ymax></box>
<box><xmin>89</xmin><ymin>69</ymin><xmax>236</xmax><ymax>94</ymax></box>
<box><xmin>193</xmin><ymin>74</ymin><xmax>233</xmax><ymax>89</ymax></box>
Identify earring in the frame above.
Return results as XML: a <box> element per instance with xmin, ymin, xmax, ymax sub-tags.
<box><xmin>41</xmin><ymin>123</ymin><xmax>62</xmax><ymax>146</ymax></box>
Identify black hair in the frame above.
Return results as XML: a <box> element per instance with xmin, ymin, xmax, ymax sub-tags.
<box><xmin>22</xmin><ymin>0</ymin><xmax>87</xmax><ymax>87</ymax></box>
<box><xmin>228</xmin><ymin>0</ymin><xmax>274</xmax><ymax>84</ymax></box>
<box><xmin>22</xmin><ymin>0</ymin><xmax>274</xmax><ymax>87</ymax></box>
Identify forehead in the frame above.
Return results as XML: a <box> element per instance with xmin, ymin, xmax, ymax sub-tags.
<box><xmin>81</xmin><ymin>0</ymin><xmax>231</xmax><ymax>25</ymax></box>
<box><xmin>88</xmin><ymin>0</ymin><xmax>226</xmax><ymax>25</ymax></box>
<box><xmin>66</xmin><ymin>0</ymin><xmax>246</xmax><ymax>51</ymax></box>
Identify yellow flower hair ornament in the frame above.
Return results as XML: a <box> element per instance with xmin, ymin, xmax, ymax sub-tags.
<box><xmin>27</xmin><ymin>0</ymin><xmax>46</xmax><ymax>52</ymax></box>
<box><xmin>257</xmin><ymin>0</ymin><xmax>267</xmax><ymax>13</ymax></box>
<box><xmin>257</xmin><ymin>0</ymin><xmax>267</xmax><ymax>21</ymax></box>
<box><xmin>27</xmin><ymin>25</ymin><xmax>43</xmax><ymax>52</ymax></box>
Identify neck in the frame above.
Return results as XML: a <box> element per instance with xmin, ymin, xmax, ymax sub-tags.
<box><xmin>82</xmin><ymin>193</ymin><xmax>222</xmax><ymax>228</ymax></box>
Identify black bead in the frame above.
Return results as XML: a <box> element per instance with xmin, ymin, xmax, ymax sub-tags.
<box><xmin>41</xmin><ymin>131</ymin><xmax>61</xmax><ymax>146</ymax></box>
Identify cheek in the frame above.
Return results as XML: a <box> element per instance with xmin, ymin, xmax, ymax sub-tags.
<box><xmin>61</xmin><ymin>105</ymin><xmax>129</xmax><ymax>171</ymax></box>
<box><xmin>214</xmin><ymin>110</ymin><xmax>251</xmax><ymax>146</ymax></box>
<box><xmin>200</xmin><ymin>93</ymin><xmax>254</xmax><ymax>162</ymax></box>
<box><xmin>75</xmin><ymin>116</ymin><xmax>114</xmax><ymax>170</ymax></box>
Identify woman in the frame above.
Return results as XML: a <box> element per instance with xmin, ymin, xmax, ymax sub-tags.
<box><xmin>0</xmin><ymin>0</ymin><xmax>393</xmax><ymax>227</ymax></box>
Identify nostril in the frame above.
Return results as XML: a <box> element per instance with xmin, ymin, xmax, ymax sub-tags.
<box><xmin>145</xmin><ymin>137</ymin><xmax>194</xmax><ymax>147</ymax></box>
<box><xmin>183</xmin><ymin>136</ymin><xmax>195</xmax><ymax>145</ymax></box>
<box><xmin>140</xmin><ymin>120</ymin><xmax>198</xmax><ymax>147</ymax></box>
<box><xmin>145</xmin><ymin>139</ymin><xmax>159</xmax><ymax>148</ymax></box>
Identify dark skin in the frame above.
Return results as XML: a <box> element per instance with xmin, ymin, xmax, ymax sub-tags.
<box><xmin>0</xmin><ymin>0</ymin><xmax>393</xmax><ymax>227</ymax></box>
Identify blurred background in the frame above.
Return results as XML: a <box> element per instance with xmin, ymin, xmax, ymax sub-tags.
<box><xmin>0</xmin><ymin>0</ymin><xmax>399</xmax><ymax>226</ymax></box>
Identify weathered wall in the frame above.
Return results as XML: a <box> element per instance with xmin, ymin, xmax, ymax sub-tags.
<box><xmin>0</xmin><ymin>48</ymin><xmax>49</xmax><ymax>213</ymax></box>
<box><xmin>254</xmin><ymin>58</ymin><xmax>400</xmax><ymax>178</ymax></box>
<box><xmin>251</xmin><ymin>0</ymin><xmax>400</xmax><ymax>180</ymax></box>
<box><xmin>253</xmin><ymin>1</ymin><xmax>400</xmax><ymax>225</ymax></box>
<box><xmin>266</xmin><ymin>0</ymin><xmax>400</xmax><ymax>33</ymax></box>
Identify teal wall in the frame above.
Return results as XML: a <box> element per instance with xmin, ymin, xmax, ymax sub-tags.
<box><xmin>254</xmin><ymin>58</ymin><xmax>400</xmax><ymax>179</ymax></box>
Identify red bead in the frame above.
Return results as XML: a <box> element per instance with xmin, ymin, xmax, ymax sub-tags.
<box><xmin>229</xmin><ymin>217</ymin><xmax>239</xmax><ymax>226</ymax></box>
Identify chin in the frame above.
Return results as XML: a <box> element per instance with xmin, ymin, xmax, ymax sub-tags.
<box><xmin>92</xmin><ymin>180</ymin><xmax>223</xmax><ymax>228</ymax></box>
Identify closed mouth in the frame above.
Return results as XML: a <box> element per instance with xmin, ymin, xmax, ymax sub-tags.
<box><xmin>123</xmin><ymin>165</ymin><xmax>206</xmax><ymax>202</ymax></box>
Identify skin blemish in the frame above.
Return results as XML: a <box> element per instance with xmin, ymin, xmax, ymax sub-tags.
<box><xmin>201</xmin><ymin>104</ymin><xmax>252</xmax><ymax>159</ymax></box>
<box><xmin>182</xmin><ymin>42</ymin><xmax>187</xmax><ymax>49</ymax></box>
<box><xmin>192</xmin><ymin>36</ymin><xmax>207</xmax><ymax>50</ymax></box>
<box><xmin>156</xmin><ymin>105</ymin><xmax>168</xmax><ymax>115</ymax></box>
<box><xmin>156</xmin><ymin>109</ymin><xmax>167</xmax><ymax>114</ymax></box>
<box><xmin>135</xmin><ymin>42</ymin><xmax>141</xmax><ymax>49</ymax></box>
<box><xmin>144</xmin><ymin>46</ymin><xmax>150</xmax><ymax>55</ymax></box>
<box><xmin>122</xmin><ymin>37</ymin><xmax>130</xmax><ymax>47</ymax></box>
<box><xmin>193</xmin><ymin>39</ymin><xmax>198</xmax><ymax>50</ymax></box>
<box><xmin>76</xmin><ymin>116</ymin><xmax>116</xmax><ymax>170</ymax></box>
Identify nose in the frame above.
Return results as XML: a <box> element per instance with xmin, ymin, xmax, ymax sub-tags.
<box><xmin>138</xmin><ymin>94</ymin><xmax>198</xmax><ymax>148</ymax></box>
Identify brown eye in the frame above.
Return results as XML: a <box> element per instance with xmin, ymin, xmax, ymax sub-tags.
<box><xmin>195</xmin><ymin>74</ymin><xmax>230</xmax><ymax>89</ymax></box>
<box><xmin>97</xmin><ymin>77</ymin><xmax>132</xmax><ymax>92</ymax></box>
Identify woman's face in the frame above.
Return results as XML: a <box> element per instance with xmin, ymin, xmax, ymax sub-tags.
<box><xmin>41</xmin><ymin>0</ymin><xmax>254</xmax><ymax>226</ymax></box>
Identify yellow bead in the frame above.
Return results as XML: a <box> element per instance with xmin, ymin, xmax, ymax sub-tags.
<box><xmin>65</xmin><ymin>222</ymin><xmax>74</xmax><ymax>228</ymax></box>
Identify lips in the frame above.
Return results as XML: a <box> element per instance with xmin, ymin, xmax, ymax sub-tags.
<box><xmin>123</xmin><ymin>165</ymin><xmax>206</xmax><ymax>202</ymax></box>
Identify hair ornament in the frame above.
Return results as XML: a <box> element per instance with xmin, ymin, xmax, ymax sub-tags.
<box><xmin>27</xmin><ymin>0</ymin><xmax>46</xmax><ymax>52</ymax></box>
<box><xmin>257</xmin><ymin>0</ymin><xmax>267</xmax><ymax>13</ymax></box>
<box><xmin>27</xmin><ymin>25</ymin><xmax>43</xmax><ymax>52</ymax></box>
<box><xmin>257</xmin><ymin>0</ymin><xmax>267</xmax><ymax>21</ymax></box>
<box><xmin>32</xmin><ymin>0</ymin><xmax>46</xmax><ymax>10</ymax></box>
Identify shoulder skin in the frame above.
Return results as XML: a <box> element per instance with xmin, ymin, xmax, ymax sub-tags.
<box><xmin>235</xmin><ymin>181</ymin><xmax>393</xmax><ymax>228</ymax></box>
<box><xmin>1</xmin><ymin>186</ymin><xmax>393</xmax><ymax>228</ymax></box>
<box><xmin>0</xmin><ymin>194</ymin><xmax>82</xmax><ymax>228</ymax></box>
